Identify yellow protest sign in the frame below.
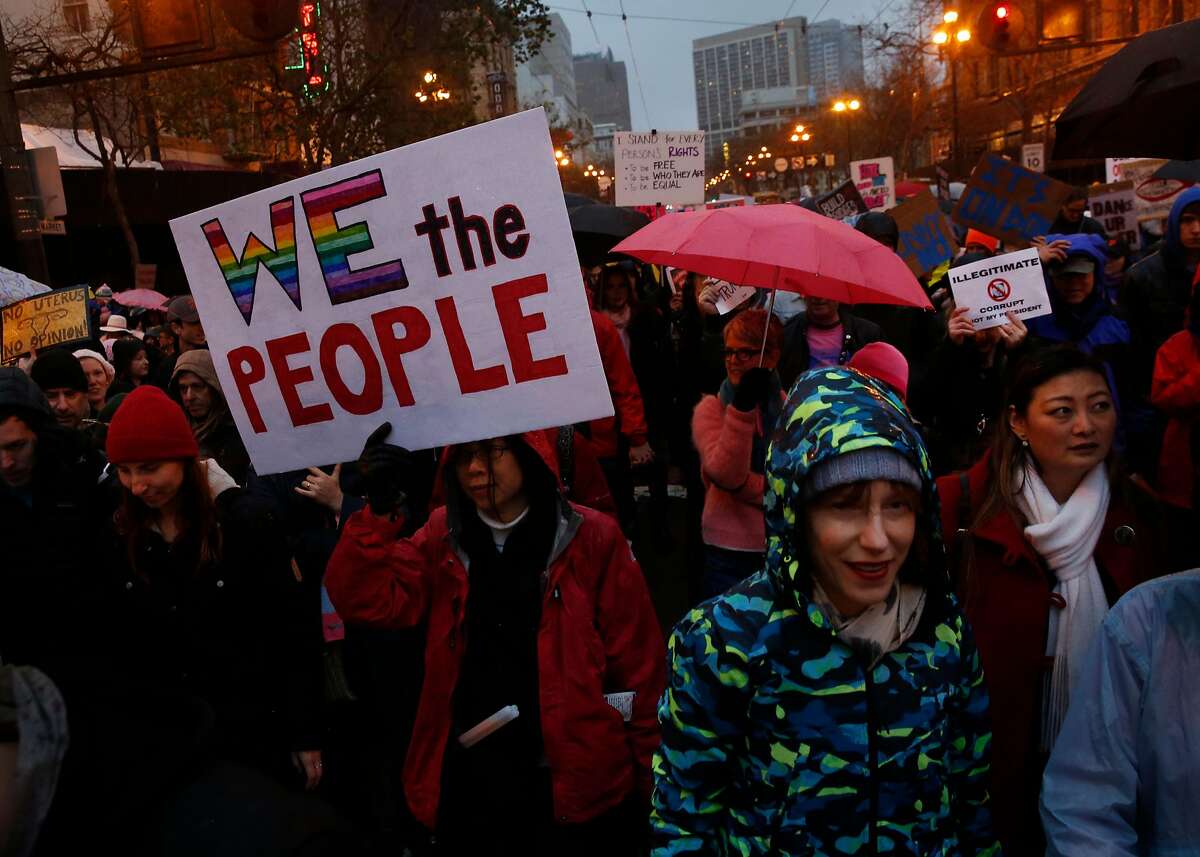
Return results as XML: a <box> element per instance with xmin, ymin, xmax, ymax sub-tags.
<box><xmin>2</xmin><ymin>285</ymin><xmax>92</xmax><ymax>363</ymax></box>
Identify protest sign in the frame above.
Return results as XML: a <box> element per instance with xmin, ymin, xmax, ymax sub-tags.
<box><xmin>850</xmin><ymin>157</ymin><xmax>895</xmax><ymax>210</ymax></box>
<box><xmin>888</xmin><ymin>191</ymin><xmax>958</xmax><ymax>277</ymax></box>
<box><xmin>614</xmin><ymin>131</ymin><xmax>705</xmax><ymax>207</ymax></box>
<box><xmin>134</xmin><ymin>263</ymin><xmax>158</xmax><ymax>290</ymax></box>
<box><xmin>815</xmin><ymin>181</ymin><xmax>869</xmax><ymax>220</ymax></box>
<box><xmin>1</xmin><ymin>285</ymin><xmax>90</xmax><ymax>363</ymax></box>
<box><xmin>1108</xmin><ymin>158</ymin><xmax>1190</xmax><ymax>226</ymax></box>
<box><xmin>947</xmin><ymin>248</ymin><xmax>1051</xmax><ymax>331</ymax></box>
<box><xmin>952</xmin><ymin>153</ymin><xmax>1074</xmax><ymax>246</ymax></box>
<box><xmin>710</xmin><ymin>280</ymin><xmax>757</xmax><ymax>315</ymax></box>
<box><xmin>1088</xmin><ymin>181</ymin><xmax>1140</xmax><ymax>249</ymax></box>
<box><xmin>169</xmin><ymin>108</ymin><xmax>613</xmax><ymax>475</ymax></box>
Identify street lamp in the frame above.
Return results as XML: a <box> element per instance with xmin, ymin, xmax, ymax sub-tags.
<box><xmin>831</xmin><ymin>96</ymin><xmax>861</xmax><ymax>165</ymax></box>
<box><xmin>415</xmin><ymin>70</ymin><xmax>451</xmax><ymax>104</ymax></box>
<box><xmin>932</xmin><ymin>12</ymin><xmax>970</xmax><ymax>177</ymax></box>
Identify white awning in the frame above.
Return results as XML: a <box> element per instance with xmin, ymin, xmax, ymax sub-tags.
<box><xmin>21</xmin><ymin>124</ymin><xmax>162</xmax><ymax>170</ymax></box>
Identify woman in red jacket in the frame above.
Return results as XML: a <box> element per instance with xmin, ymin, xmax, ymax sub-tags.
<box><xmin>938</xmin><ymin>344</ymin><xmax>1158</xmax><ymax>855</ymax></box>
<box><xmin>326</xmin><ymin>424</ymin><xmax>664</xmax><ymax>855</ymax></box>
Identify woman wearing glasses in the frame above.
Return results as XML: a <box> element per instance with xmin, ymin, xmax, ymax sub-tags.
<box><xmin>325</xmin><ymin>426</ymin><xmax>664</xmax><ymax>856</ymax></box>
<box><xmin>692</xmin><ymin>309</ymin><xmax>786</xmax><ymax>599</ymax></box>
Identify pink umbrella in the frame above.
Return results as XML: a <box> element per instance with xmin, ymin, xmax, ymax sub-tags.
<box><xmin>611</xmin><ymin>204</ymin><xmax>931</xmax><ymax>309</ymax></box>
<box><xmin>113</xmin><ymin>288</ymin><xmax>169</xmax><ymax>310</ymax></box>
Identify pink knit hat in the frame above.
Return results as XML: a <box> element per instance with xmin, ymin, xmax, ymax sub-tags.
<box><xmin>849</xmin><ymin>342</ymin><xmax>909</xmax><ymax>402</ymax></box>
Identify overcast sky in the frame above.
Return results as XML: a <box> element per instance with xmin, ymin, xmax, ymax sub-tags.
<box><xmin>552</xmin><ymin>0</ymin><xmax>898</xmax><ymax>130</ymax></box>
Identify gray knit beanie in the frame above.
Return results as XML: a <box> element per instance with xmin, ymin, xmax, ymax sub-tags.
<box><xmin>803</xmin><ymin>447</ymin><xmax>922</xmax><ymax>499</ymax></box>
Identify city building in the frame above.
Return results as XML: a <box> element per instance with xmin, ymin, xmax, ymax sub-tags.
<box><xmin>805</xmin><ymin>20</ymin><xmax>865</xmax><ymax>104</ymax></box>
<box><xmin>573</xmin><ymin>48</ymin><xmax>632</xmax><ymax>132</ymax></box>
<box><xmin>590</xmin><ymin>122</ymin><xmax>619</xmax><ymax>163</ymax></box>
<box><xmin>695</xmin><ymin>17</ymin><xmax>866</xmax><ymax>162</ymax></box>
<box><xmin>516</xmin><ymin>12</ymin><xmax>593</xmax><ymax>161</ymax></box>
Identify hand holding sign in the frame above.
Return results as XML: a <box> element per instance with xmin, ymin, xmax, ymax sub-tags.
<box><xmin>947</xmin><ymin>247</ymin><xmax>1053</xmax><ymax>331</ymax></box>
<box><xmin>358</xmin><ymin>422</ymin><xmax>411</xmax><ymax>518</ymax></box>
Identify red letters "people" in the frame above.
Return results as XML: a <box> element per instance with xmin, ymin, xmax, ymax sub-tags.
<box><xmin>226</xmin><ymin>273</ymin><xmax>567</xmax><ymax>433</ymax></box>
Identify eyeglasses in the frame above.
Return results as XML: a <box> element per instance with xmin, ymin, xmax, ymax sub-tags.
<box><xmin>453</xmin><ymin>442</ymin><xmax>510</xmax><ymax>467</ymax></box>
<box><xmin>723</xmin><ymin>348</ymin><xmax>758</xmax><ymax>362</ymax></box>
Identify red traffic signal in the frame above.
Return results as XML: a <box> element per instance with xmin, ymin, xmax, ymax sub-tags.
<box><xmin>976</xmin><ymin>1</ymin><xmax>1025</xmax><ymax>53</ymax></box>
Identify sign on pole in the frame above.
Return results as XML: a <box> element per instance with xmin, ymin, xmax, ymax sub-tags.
<box><xmin>1021</xmin><ymin>143</ymin><xmax>1045</xmax><ymax>173</ymax></box>
<box><xmin>1087</xmin><ymin>181</ymin><xmax>1140</xmax><ymax>249</ymax></box>
<box><xmin>947</xmin><ymin>248</ymin><xmax>1052</xmax><ymax>331</ymax></box>
<box><xmin>614</xmin><ymin>131</ymin><xmax>706</xmax><ymax>207</ymax></box>
<box><xmin>815</xmin><ymin>180</ymin><xmax>869</xmax><ymax>220</ymax></box>
<box><xmin>952</xmin><ymin>153</ymin><xmax>1074</xmax><ymax>246</ymax></box>
<box><xmin>169</xmin><ymin>109</ymin><xmax>614</xmax><ymax>475</ymax></box>
<box><xmin>888</xmin><ymin>191</ymin><xmax>958</xmax><ymax>277</ymax></box>
<box><xmin>850</xmin><ymin>156</ymin><xmax>895</xmax><ymax>210</ymax></box>
<box><xmin>1107</xmin><ymin>158</ymin><xmax>1190</xmax><ymax>227</ymax></box>
<box><xmin>1</xmin><ymin>285</ymin><xmax>91</xmax><ymax>363</ymax></box>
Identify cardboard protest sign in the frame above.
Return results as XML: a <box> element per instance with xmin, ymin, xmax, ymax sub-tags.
<box><xmin>888</xmin><ymin>191</ymin><xmax>958</xmax><ymax>277</ymax></box>
<box><xmin>1108</xmin><ymin>158</ymin><xmax>1190</xmax><ymax>226</ymax></box>
<box><xmin>947</xmin><ymin>248</ymin><xmax>1052</xmax><ymax>331</ymax></box>
<box><xmin>850</xmin><ymin>157</ymin><xmax>895</xmax><ymax>211</ymax></box>
<box><xmin>1088</xmin><ymin>181</ymin><xmax>1140</xmax><ymax>249</ymax></box>
<box><xmin>815</xmin><ymin>181</ymin><xmax>869</xmax><ymax>220</ymax></box>
<box><xmin>169</xmin><ymin>109</ymin><xmax>613</xmax><ymax>475</ymax></box>
<box><xmin>1</xmin><ymin>285</ymin><xmax>91</xmax><ymax>363</ymax></box>
<box><xmin>953</xmin><ymin>153</ymin><xmax>1074</xmax><ymax>246</ymax></box>
<box><xmin>614</xmin><ymin>131</ymin><xmax>705</xmax><ymax>207</ymax></box>
<box><xmin>710</xmin><ymin>280</ymin><xmax>757</xmax><ymax>315</ymax></box>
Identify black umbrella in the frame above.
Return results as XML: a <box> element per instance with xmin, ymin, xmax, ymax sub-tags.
<box><xmin>1152</xmin><ymin>160</ymin><xmax>1200</xmax><ymax>183</ymax></box>
<box><xmin>564</xmin><ymin>192</ymin><xmax>598</xmax><ymax>209</ymax></box>
<box><xmin>1053</xmin><ymin>19</ymin><xmax>1200</xmax><ymax>161</ymax></box>
<box><xmin>568</xmin><ymin>204</ymin><xmax>650</xmax><ymax>265</ymax></box>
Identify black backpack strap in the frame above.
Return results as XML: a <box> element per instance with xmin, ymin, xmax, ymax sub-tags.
<box><xmin>951</xmin><ymin>470</ymin><xmax>973</xmax><ymax>590</ymax></box>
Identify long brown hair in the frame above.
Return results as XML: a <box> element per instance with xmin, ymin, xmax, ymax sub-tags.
<box><xmin>115</xmin><ymin>457</ymin><xmax>222</xmax><ymax>579</ymax></box>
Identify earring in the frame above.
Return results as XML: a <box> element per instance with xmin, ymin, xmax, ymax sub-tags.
<box><xmin>1020</xmin><ymin>438</ymin><xmax>1030</xmax><ymax>448</ymax></box>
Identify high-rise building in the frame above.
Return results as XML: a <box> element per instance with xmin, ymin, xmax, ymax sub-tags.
<box><xmin>516</xmin><ymin>12</ymin><xmax>592</xmax><ymax>157</ymax></box>
<box><xmin>692</xmin><ymin>18</ymin><xmax>813</xmax><ymax>161</ymax></box>
<box><xmin>573</xmin><ymin>48</ymin><xmax>633</xmax><ymax>132</ymax></box>
<box><xmin>692</xmin><ymin>17</ymin><xmax>865</xmax><ymax>162</ymax></box>
<box><xmin>806</xmin><ymin>20</ymin><xmax>865</xmax><ymax>104</ymax></box>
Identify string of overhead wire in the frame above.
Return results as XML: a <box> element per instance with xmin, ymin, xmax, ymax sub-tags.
<box><xmin>548</xmin><ymin>6</ymin><xmax>761</xmax><ymax>27</ymax></box>
<box><xmin>616</xmin><ymin>0</ymin><xmax>653</xmax><ymax>130</ymax></box>
<box><xmin>576</xmin><ymin>0</ymin><xmax>603</xmax><ymax>47</ymax></box>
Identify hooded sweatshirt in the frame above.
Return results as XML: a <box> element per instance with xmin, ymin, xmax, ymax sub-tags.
<box><xmin>652</xmin><ymin>367</ymin><xmax>999</xmax><ymax>857</ymax></box>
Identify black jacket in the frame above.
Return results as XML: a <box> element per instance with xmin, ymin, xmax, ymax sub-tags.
<box><xmin>778</xmin><ymin>309</ymin><xmax>884</xmax><ymax>390</ymax></box>
<box><xmin>1121</xmin><ymin>245</ymin><xmax>1198</xmax><ymax>401</ymax></box>
<box><xmin>1049</xmin><ymin>213</ymin><xmax>1108</xmax><ymax>238</ymax></box>
<box><xmin>105</xmin><ymin>487</ymin><xmax>324</xmax><ymax>770</ymax></box>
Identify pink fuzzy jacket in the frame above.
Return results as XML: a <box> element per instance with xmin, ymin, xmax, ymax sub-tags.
<box><xmin>692</xmin><ymin>395</ymin><xmax>766</xmax><ymax>553</ymax></box>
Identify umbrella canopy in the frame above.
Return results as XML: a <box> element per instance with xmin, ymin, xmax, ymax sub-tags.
<box><xmin>570</xmin><ymin>204</ymin><xmax>651</xmax><ymax>266</ymax></box>
<box><xmin>564</xmin><ymin>192</ymin><xmax>598</xmax><ymax>209</ymax></box>
<box><xmin>1152</xmin><ymin>159</ymin><xmax>1200</xmax><ymax>183</ymax></box>
<box><xmin>0</xmin><ymin>266</ymin><xmax>51</xmax><ymax>309</ymax></box>
<box><xmin>113</xmin><ymin>288</ymin><xmax>168</xmax><ymax>310</ymax></box>
<box><xmin>1053</xmin><ymin>19</ymin><xmax>1200</xmax><ymax>161</ymax></box>
<box><xmin>611</xmin><ymin>204</ymin><xmax>931</xmax><ymax>309</ymax></box>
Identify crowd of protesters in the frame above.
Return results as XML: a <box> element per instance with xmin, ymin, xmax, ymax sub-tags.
<box><xmin>2</xmin><ymin>181</ymin><xmax>1200</xmax><ymax>857</ymax></box>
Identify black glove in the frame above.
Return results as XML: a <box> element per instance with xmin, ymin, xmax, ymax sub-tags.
<box><xmin>732</xmin><ymin>367</ymin><xmax>773</xmax><ymax>412</ymax></box>
<box><xmin>358</xmin><ymin>422</ymin><xmax>412</xmax><ymax>518</ymax></box>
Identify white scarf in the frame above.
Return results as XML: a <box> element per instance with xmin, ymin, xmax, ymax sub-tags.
<box><xmin>1014</xmin><ymin>461</ymin><xmax>1110</xmax><ymax>751</ymax></box>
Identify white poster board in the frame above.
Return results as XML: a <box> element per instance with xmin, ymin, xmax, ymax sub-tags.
<box><xmin>947</xmin><ymin>248</ymin><xmax>1052</xmax><ymax>331</ymax></box>
<box><xmin>1021</xmin><ymin>143</ymin><xmax>1045</xmax><ymax>173</ymax></box>
<box><xmin>1108</xmin><ymin>158</ymin><xmax>1190</xmax><ymax>226</ymax></box>
<box><xmin>850</xmin><ymin>156</ymin><xmax>895</xmax><ymax>211</ymax></box>
<box><xmin>614</xmin><ymin>131</ymin><xmax>705</xmax><ymax>207</ymax></box>
<box><xmin>169</xmin><ymin>109</ymin><xmax>613</xmax><ymax>475</ymax></box>
<box><xmin>710</xmin><ymin>280</ymin><xmax>757</xmax><ymax>315</ymax></box>
<box><xmin>1088</xmin><ymin>181</ymin><xmax>1141</xmax><ymax>249</ymax></box>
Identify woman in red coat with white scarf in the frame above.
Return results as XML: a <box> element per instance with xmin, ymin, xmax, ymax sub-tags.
<box><xmin>326</xmin><ymin>424</ymin><xmax>663</xmax><ymax>856</ymax></box>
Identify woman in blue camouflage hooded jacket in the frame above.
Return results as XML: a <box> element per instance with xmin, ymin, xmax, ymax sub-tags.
<box><xmin>650</xmin><ymin>366</ymin><xmax>1000</xmax><ymax>856</ymax></box>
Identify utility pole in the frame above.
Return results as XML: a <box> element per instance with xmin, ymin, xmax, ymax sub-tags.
<box><xmin>0</xmin><ymin>18</ymin><xmax>49</xmax><ymax>283</ymax></box>
<box><xmin>950</xmin><ymin>51</ymin><xmax>960</xmax><ymax>179</ymax></box>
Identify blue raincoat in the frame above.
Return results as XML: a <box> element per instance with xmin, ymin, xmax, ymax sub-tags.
<box><xmin>1041</xmin><ymin>570</ymin><xmax>1200</xmax><ymax>856</ymax></box>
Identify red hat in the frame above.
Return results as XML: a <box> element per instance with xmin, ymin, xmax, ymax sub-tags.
<box><xmin>106</xmin><ymin>385</ymin><xmax>199</xmax><ymax>464</ymax></box>
<box><xmin>849</xmin><ymin>342</ymin><xmax>910</xmax><ymax>402</ymax></box>
<box><xmin>963</xmin><ymin>229</ymin><xmax>1000</xmax><ymax>253</ymax></box>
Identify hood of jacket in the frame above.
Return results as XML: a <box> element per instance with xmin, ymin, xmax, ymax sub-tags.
<box><xmin>169</xmin><ymin>349</ymin><xmax>232</xmax><ymax>444</ymax></box>
<box><xmin>1041</xmin><ymin>231</ymin><xmax>1116</xmax><ymax>337</ymax></box>
<box><xmin>1166</xmin><ymin>186</ymin><xmax>1200</xmax><ymax>256</ymax></box>
<box><xmin>763</xmin><ymin>366</ymin><xmax>943</xmax><ymax>609</ymax></box>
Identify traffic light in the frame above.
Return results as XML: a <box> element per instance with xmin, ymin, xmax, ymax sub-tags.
<box><xmin>976</xmin><ymin>1</ymin><xmax>1026</xmax><ymax>53</ymax></box>
<box><xmin>215</xmin><ymin>0</ymin><xmax>299</xmax><ymax>43</ymax></box>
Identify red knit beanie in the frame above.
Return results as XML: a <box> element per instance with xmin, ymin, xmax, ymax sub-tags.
<box><xmin>106</xmin><ymin>385</ymin><xmax>199</xmax><ymax>464</ymax></box>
